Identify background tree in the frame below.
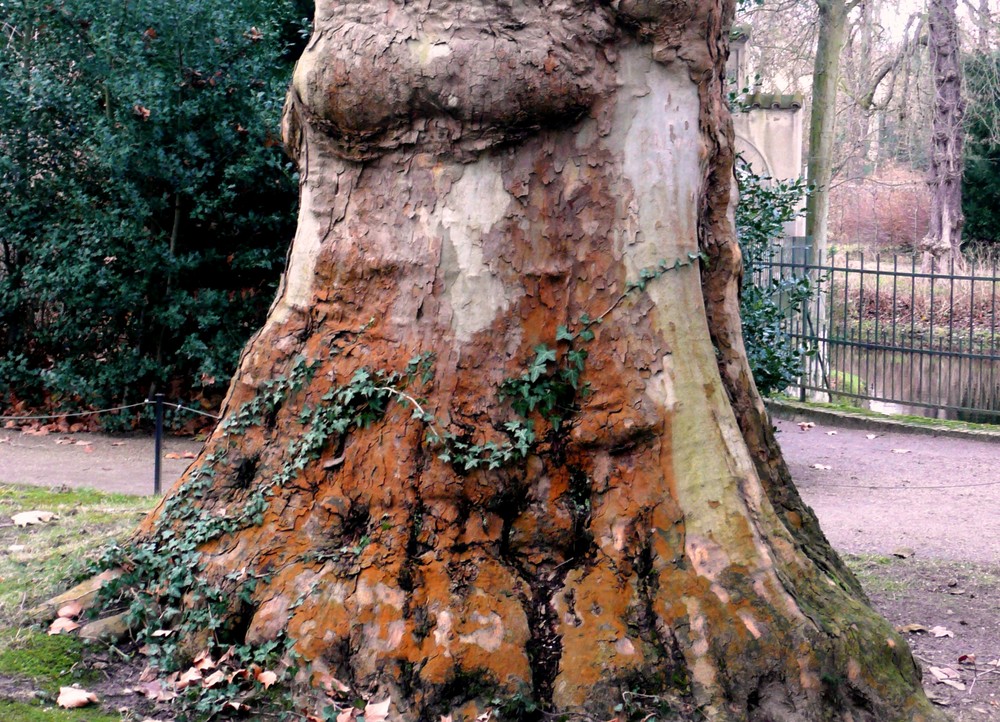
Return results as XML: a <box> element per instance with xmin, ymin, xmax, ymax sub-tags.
<box><xmin>921</xmin><ymin>0</ymin><xmax>967</xmax><ymax>269</ymax></box>
<box><xmin>71</xmin><ymin>0</ymin><xmax>944</xmax><ymax>719</ymax></box>
<box><xmin>805</xmin><ymin>0</ymin><xmax>854</xmax><ymax>250</ymax></box>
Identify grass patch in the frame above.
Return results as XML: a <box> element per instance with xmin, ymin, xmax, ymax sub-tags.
<box><xmin>827</xmin><ymin>371</ymin><xmax>867</xmax><ymax>408</ymax></box>
<box><xmin>0</xmin><ymin>631</ymin><xmax>95</xmax><ymax>693</ymax></box>
<box><xmin>773</xmin><ymin>397</ymin><xmax>1000</xmax><ymax>433</ymax></box>
<box><xmin>0</xmin><ymin>484</ymin><xmax>154</xmax><ymax>718</ymax></box>
<box><xmin>0</xmin><ymin>700</ymin><xmax>123</xmax><ymax>722</ymax></box>
<box><xmin>844</xmin><ymin>554</ymin><xmax>911</xmax><ymax>597</ymax></box>
<box><xmin>0</xmin><ymin>484</ymin><xmax>155</xmax><ymax>629</ymax></box>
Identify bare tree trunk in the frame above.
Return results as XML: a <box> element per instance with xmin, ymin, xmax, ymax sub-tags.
<box><xmin>922</xmin><ymin>0</ymin><xmax>966</xmax><ymax>272</ymax></box>
<box><xmin>806</xmin><ymin>0</ymin><xmax>850</xmax><ymax>250</ymax></box>
<box><xmin>79</xmin><ymin>1</ymin><xmax>943</xmax><ymax>719</ymax></box>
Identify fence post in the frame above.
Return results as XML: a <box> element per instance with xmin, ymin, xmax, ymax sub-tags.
<box><xmin>154</xmin><ymin>393</ymin><xmax>165</xmax><ymax>495</ymax></box>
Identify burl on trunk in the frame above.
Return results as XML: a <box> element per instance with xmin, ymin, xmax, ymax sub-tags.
<box><xmin>102</xmin><ymin>1</ymin><xmax>940</xmax><ymax>719</ymax></box>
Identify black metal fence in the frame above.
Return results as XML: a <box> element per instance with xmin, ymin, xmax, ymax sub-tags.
<box><xmin>758</xmin><ymin>247</ymin><xmax>1000</xmax><ymax>423</ymax></box>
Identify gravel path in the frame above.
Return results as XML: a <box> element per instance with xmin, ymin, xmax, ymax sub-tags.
<box><xmin>0</xmin><ymin>430</ymin><xmax>203</xmax><ymax>497</ymax></box>
<box><xmin>774</xmin><ymin>418</ymin><xmax>1000</xmax><ymax>564</ymax></box>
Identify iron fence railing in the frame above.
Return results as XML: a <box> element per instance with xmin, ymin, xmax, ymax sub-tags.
<box><xmin>757</xmin><ymin>247</ymin><xmax>1000</xmax><ymax>424</ymax></box>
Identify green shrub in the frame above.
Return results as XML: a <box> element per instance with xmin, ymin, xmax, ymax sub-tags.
<box><xmin>0</xmin><ymin>0</ymin><xmax>309</xmax><ymax>423</ymax></box>
<box><xmin>735</xmin><ymin>160</ymin><xmax>817</xmax><ymax>396</ymax></box>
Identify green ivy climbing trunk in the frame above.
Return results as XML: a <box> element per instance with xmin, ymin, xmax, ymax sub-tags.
<box><xmin>115</xmin><ymin>1</ymin><xmax>942</xmax><ymax>719</ymax></box>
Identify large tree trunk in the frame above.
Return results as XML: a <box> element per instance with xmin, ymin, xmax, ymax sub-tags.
<box><xmin>112</xmin><ymin>1</ymin><xmax>941</xmax><ymax>719</ymax></box>
<box><xmin>921</xmin><ymin>0</ymin><xmax>966</xmax><ymax>272</ymax></box>
<box><xmin>805</xmin><ymin>0</ymin><xmax>850</xmax><ymax>251</ymax></box>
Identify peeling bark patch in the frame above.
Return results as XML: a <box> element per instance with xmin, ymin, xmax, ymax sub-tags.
<box><xmin>439</xmin><ymin>158</ymin><xmax>513</xmax><ymax>342</ymax></box>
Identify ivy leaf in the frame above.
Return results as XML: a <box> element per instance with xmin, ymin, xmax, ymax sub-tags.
<box><xmin>555</xmin><ymin>325</ymin><xmax>575</xmax><ymax>342</ymax></box>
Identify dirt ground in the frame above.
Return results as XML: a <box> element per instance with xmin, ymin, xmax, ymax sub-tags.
<box><xmin>1</xmin><ymin>417</ymin><xmax>999</xmax><ymax>719</ymax></box>
<box><xmin>774</xmin><ymin>417</ymin><xmax>1000</xmax><ymax>720</ymax></box>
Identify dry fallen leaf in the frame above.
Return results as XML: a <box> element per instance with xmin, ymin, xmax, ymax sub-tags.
<box><xmin>176</xmin><ymin>668</ymin><xmax>203</xmax><ymax>689</ymax></box>
<box><xmin>797</xmin><ymin>422</ymin><xmax>815</xmax><ymax>431</ymax></box>
<box><xmin>202</xmin><ymin>670</ymin><xmax>226</xmax><ymax>688</ymax></box>
<box><xmin>826</xmin><ymin>430</ymin><xmax>838</xmax><ymax>436</ymax></box>
<box><xmin>151</xmin><ymin>628</ymin><xmax>175</xmax><ymax>637</ymax></box>
<box><xmin>57</xmin><ymin>686</ymin><xmax>99</xmax><ymax>708</ymax></box>
<box><xmin>896</xmin><ymin>623</ymin><xmax>929</xmax><ymax>634</ymax></box>
<box><xmin>164</xmin><ymin>452</ymin><xmax>181</xmax><ymax>460</ymax></box>
<box><xmin>924</xmin><ymin>689</ymin><xmax>951</xmax><ymax>707</ymax></box>
<box><xmin>940</xmin><ymin>679</ymin><xmax>966</xmax><ymax>691</ymax></box>
<box><xmin>12</xmin><ymin>510</ymin><xmax>59</xmax><ymax>527</ymax></box>
<box><xmin>137</xmin><ymin>680</ymin><xmax>176</xmax><ymax>702</ymax></box>
<box><xmin>440</xmin><ymin>716</ymin><xmax>454</xmax><ymax>722</ymax></box>
<box><xmin>256</xmin><ymin>669</ymin><xmax>278</xmax><ymax>689</ymax></box>
<box><xmin>929</xmin><ymin>666</ymin><xmax>959</xmax><ymax>681</ymax></box>
<box><xmin>337</xmin><ymin>709</ymin><xmax>357</xmax><ymax>722</ymax></box>
<box><xmin>57</xmin><ymin>601</ymin><xmax>83</xmax><ymax>619</ymax></box>
<box><xmin>891</xmin><ymin>448</ymin><xmax>911</xmax><ymax>454</ymax></box>
<box><xmin>48</xmin><ymin>617</ymin><xmax>81</xmax><ymax>635</ymax></box>
<box><xmin>365</xmin><ymin>698</ymin><xmax>391</xmax><ymax>722</ymax></box>
<box><xmin>182</xmin><ymin>451</ymin><xmax>197</xmax><ymax>459</ymax></box>
<box><xmin>192</xmin><ymin>649</ymin><xmax>216</xmax><ymax>670</ymax></box>
<box><xmin>322</xmin><ymin>675</ymin><xmax>351</xmax><ymax>694</ymax></box>
<box><xmin>930</xmin><ymin>625</ymin><xmax>955</xmax><ymax>638</ymax></box>
<box><xmin>866</xmin><ymin>433</ymin><xmax>878</xmax><ymax>440</ymax></box>
<box><xmin>810</xmin><ymin>464</ymin><xmax>832</xmax><ymax>470</ymax></box>
<box><xmin>958</xmin><ymin>653</ymin><xmax>976</xmax><ymax>665</ymax></box>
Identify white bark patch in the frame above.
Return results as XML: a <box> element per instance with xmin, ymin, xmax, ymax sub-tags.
<box><xmin>458</xmin><ymin>612</ymin><xmax>504</xmax><ymax>652</ymax></box>
<box><xmin>440</xmin><ymin>158</ymin><xmax>513</xmax><ymax>342</ymax></box>
<box><xmin>384</xmin><ymin>620</ymin><xmax>406</xmax><ymax>650</ymax></box>
<box><xmin>272</xmin><ymin>176</ymin><xmax>323</xmax><ymax>323</ymax></box>
<box><xmin>609</xmin><ymin>46</ymin><xmax>701</xmax><ymax>272</ymax></box>
<box><xmin>646</xmin><ymin>355</ymin><xmax>678</xmax><ymax>411</ymax></box>
<box><xmin>433</xmin><ymin>610</ymin><xmax>455</xmax><ymax>656</ymax></box>
<box><xmin>684</xmin><ymin>600</ymin><xmax>718</xmax><ymax>690</ymax></box>
<box><xmin>615</xmin><ymin>637</ymin><xmax>636</xmax><ymax>655</ymax></box>
<box><xmin>737</xmin><ymin>610</ymin><xmax>763</xmax><ymax>640</ymax></box>
<box><xmin>407</xmin><ymin>37</ymin><xmax>452</xmax><ymax>65</ymax></box>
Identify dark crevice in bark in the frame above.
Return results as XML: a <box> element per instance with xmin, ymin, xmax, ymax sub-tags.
<box><xmin>522</xmin><ymin>570</ymin><xmax>562</xmax><ymax>716</ymax></box>
<box><xmin>566</xmin><ymin>467</ymin><xmax>595</xmax><ymax>562</ymax></box>
<box><xmin>630</xmin><ymin>535</ymin><xmax>695</xmax><ymax>710</ymax></box>
<box><xmin>217</xmin><ymin>595</ymin><xmax>258</xmax><ymax>647</ymax></box>
<box><xmin>399</xmin><ymin>500</ymin><xmax>427</xmax><ymax>595</ymax></box>
<box><xmin>489</xmin><ymin>459</ymin><xmax>597</xmax><ymax>713</ymax></box>
<box><xmin>234</xmin><ymin>454</ymin><xmax>259</xmax><ymax>490</ymax></box>
<box><xmin>424</xmin><ymin>668</ymin><xmax>502</xmax><ymax>722</ymax></box>
<box><xmin>492</xmin><ymin>480</ymin><xmax>557</xmax><ymax>713</ymax></box>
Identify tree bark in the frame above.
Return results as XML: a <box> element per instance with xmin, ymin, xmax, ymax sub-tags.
<box><xmin>921</xmin><ymin>0</ymin><xmax>966</xmax><ymax>272</ymax></box>
<box><xmin>121</xmin><ymin>1</ymin><xmax>941</xmax><ymax>719</ymax></box>
<box><xmin>806</xmin><ymin>0</ymin><xmax>850</xmax><ymax>250</ymax></box>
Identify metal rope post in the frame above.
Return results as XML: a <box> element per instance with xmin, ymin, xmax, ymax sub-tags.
<box><xmin>153</xmin><ymin>394</ymin><xmax>165</xmax><ymax>495</ymax></box>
